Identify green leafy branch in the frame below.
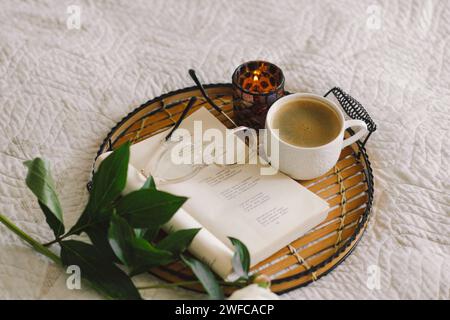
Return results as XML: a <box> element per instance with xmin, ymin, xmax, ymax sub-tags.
<box><xmin>0</xmin><ymin>142</ymin><xmax>253</xmax><ymax>300</ymax></box>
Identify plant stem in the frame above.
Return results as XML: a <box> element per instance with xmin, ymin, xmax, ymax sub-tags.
<box><xmin>43</xmin><ymin>227</ymin><xmax>81</xmax><ymax>246</ymax></box>
<box><xmin>0</xmin><ymin>213</ymin><xmax>61</xmax><ymax>265</ymax></box>
<box><xmin>43</xmin><ymin>216</ymin><xmax>111</xmax><ymax>247</ymax></box>
<box><xmin>43</xmin><ymin>237</ymin><xmax>61</xmax><ymax>247</ymax></box>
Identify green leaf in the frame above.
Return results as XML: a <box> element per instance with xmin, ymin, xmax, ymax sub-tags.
<box><xmin>85</xmin><ymin>222</ymin><xmax>119</xmax><ymax>263</ymax></box>
<box><xmin>228</xmin><ymin>237</ymin><xmax>250</xmax><ymax>279</ymax></box>
<box><xmin>38</xmin><ymin>201</ymin><xmax>65</xmax><ymax>238</ymax></box>
<box><xmin>141</xmin><ymin>176</ymin><xmax>156</xmax><ymax>190</ymax></box>
<box><xmin>157</xmin><ymin>228</ymin><xmax>200</xmax><ymax>256</ymax></box>
<box><xmin>24</xmin><ymin>158</ymin><xmax>64</xmax><ymax>237</ymax></box>
<box><xmin>107</xmin><ymin>213</ymin><xmax>174</xmax><ymax>275</ymax></box>
<box><xmin>135</xmin><ymin>226</ymin><xmax>160</xmax><ymax>242</ymax></box>
<box><xmin>134</xmin><ymin>228</ymin><xmax>146</xmax><ymax>238</ymax></box>
<box><xmin>87</xmin><ymin>142</ymin><xmax>130</xmax><ymax>214</ymax></box>
<box><xmin>142</xmin><ymin>226</ymin><xmax>160</xmax><ymax>242</ymax></box>
<box><xmin>108</xmin><ymin>212</ymin><xmax>135</xmax><ymax>266</ymax></box>
<box><xmin>181</xmin><ymin>255</ymin><xmax>224</xmax><ymax>300</ymax></box>
<box><xmin>129</xmin><ymin>238</ymin><xmax>174</xmax><ymax>276</ymax></box>
<box><xmin>134</xmin><ymin>226</ymin><xmax>161</xmax><ymax>242</ymax></box>
<box><xmin>133</xmin><ymin>237</ymin><xmax>173</xmax><ymax>264</ymax></box>
<box><xmin>116</xmin><ymin>189</ymin><xmax>187</xmax><ymax>228</ymax></box>
<box><xmin>60</xmin><ymin>240</ymin><xmax>141</xmax><ymax>300</ymax></box>
<box><xmin>68</xmin><ymin>142</ymin><xmax>130</xmax><ymax>235</ymax></box>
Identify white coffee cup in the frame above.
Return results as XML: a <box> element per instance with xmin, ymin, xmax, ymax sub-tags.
<box><xmin>264</xmin><ymin>93</ymin><xmax>368</xmax><ymax>180</ymax></box>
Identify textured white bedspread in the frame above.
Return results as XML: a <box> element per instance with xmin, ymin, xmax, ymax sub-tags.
<box><xmin>0</xmin><ymin>0</ymin><xmax>449</xmax><ymax>299</ymax></box>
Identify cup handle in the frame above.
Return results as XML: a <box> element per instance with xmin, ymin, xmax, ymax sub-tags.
<box><xmin>342</xmin><ymin>120</ymin><xmax>368</xmax><ymax>149</ymax></box>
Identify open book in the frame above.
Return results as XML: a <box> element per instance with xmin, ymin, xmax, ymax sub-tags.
<box><xmin>96</xmin><ymin>108</ymin><xmax>329</xmax><ymax>280</ymax></box>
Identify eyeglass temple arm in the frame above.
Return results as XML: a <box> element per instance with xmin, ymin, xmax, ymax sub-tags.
<box><xmin>188</xmin><ymin>69</ymin><xmax>239</xmax><ymax>128</ymax></box>
<box><xmin>165</xmin><ymin>96</ymin><xmax>197</xmax><ymax>141</ymax></box>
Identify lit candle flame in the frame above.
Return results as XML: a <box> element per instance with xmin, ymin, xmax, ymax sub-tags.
<box><xmin>253</xmin><ymin>74</ymin><xmax>259</xmax><ymax>82</ymax></box>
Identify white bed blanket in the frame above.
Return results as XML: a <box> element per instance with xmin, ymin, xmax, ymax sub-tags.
<box><xmin>0</xmin><ymin>0</ymin><xmax>448</xmax><ymax>299</ymax></box>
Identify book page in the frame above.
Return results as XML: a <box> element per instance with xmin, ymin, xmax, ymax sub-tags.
<box><xmin>162</xmin><ymin>157</ymin><xmax>329</xmax><ymax>265</ymax></box>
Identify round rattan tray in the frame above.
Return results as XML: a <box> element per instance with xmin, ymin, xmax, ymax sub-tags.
<box><xmin>94</xmin><ymin>84</ymin><xmax>376</xmax><ymax>295</ymax></box>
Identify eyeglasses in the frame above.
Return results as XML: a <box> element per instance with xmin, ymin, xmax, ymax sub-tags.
<box><xmin>140</xmin><ymin>96</ymin><xmax>258</xmax><ymax>185</ymax></box>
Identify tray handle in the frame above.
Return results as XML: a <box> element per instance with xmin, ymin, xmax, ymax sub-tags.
<box><xmin>324</xmin><ymin>87</ymin><xmax>377</xmax><ymax>150</ymax></box>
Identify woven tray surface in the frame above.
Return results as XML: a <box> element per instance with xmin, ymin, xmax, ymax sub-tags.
<box><xmin>96</xmin><ymin>84</ymin><xmax>374</xmax><ymax>295</ymax></box>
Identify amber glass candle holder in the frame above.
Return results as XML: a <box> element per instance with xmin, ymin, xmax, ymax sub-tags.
<box><xmin>232</xmin><ymin>60</ymin><xmax>285</xmax><ymax>129</ymax></box>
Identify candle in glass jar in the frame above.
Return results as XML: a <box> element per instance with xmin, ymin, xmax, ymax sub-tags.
<box><xmin>242</xmin><ymin>67</ymin><xmax>276</xmax><ymax>93</ymax></box>
<box><xmin>232</xmin><ymin>61</ymin><xmax>285</xmax><ymax>129</ymax></box>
